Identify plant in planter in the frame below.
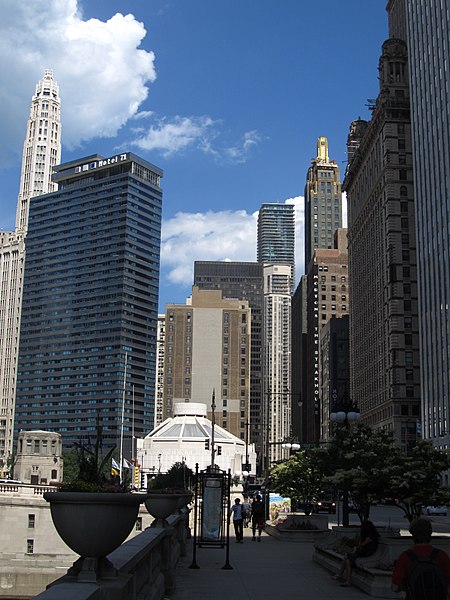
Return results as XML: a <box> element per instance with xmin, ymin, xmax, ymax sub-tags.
<box><xmin>44</xmin><ymin>424</ymin><xmax>143</xmax><ymax>582</ymax></box>
<box><xmin>145</xmin><ymin>461</ymin><xmax>193</xmax><ymax>527</ymax></box>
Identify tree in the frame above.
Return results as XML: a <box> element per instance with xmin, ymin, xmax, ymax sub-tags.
<box><xmin>386</xmin><ymin>439</ymin><xmax>450</xmax><ymax>521</ymax></box>
<box><xmin>270</xmin><ymin>449</ymin><xmax>329</xmax><ymax>514</ymax></box>
<box><xmin>325</xmin><ymin>424</ymin><xmax>397</xmax><ymax>522</ymax></box>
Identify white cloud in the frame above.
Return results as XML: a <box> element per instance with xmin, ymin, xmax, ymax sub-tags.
<box><xmin>130</xmin><ymin>115</ymin><xmax>218</xmax><ymax>157</ymax></box>
<box><xmin>0</xmin><ymin>0</ymin><xmax>156</xmax><ymax>163</ymax></box>
<box><xmin>128</xmin><ymin>116</ymin><xmax>262</xmax><ymax>163</ymax></box>
<box><xmin>160</xmin><ymin>196</ymin><xmax>305</xmax><ymax>287</ymax></box>
<box><xmin>224</xmin><ymin>130</ymin><xmax>262</xmax><ymax>164</ymax></box>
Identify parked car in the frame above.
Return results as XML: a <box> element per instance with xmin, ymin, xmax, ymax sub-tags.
<box><xmin>425</xmin><ymin>505</ymin><xmax>447</xmax><ymax>516</ymax></box>
<box><xmin>312</xmin><ymin>499</ymin><xmax>336</xmax><ymax>514</ymax></box>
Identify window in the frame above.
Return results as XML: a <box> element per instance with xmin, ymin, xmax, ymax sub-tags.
<box><xmin>28</xmin><ymin>514</ymin><xmax>35</xmax><ymax>529</ymax></box>
<box><xmin>27</xmin><ymin>539</ymin><xmax>34</xmax><ymax>554</ymax></box>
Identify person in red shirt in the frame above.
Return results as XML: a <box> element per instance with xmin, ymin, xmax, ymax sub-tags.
<box><xmin>392</xmin><ymin>517</ymin><xmax>450</xmax><ymax>597</ymax></box>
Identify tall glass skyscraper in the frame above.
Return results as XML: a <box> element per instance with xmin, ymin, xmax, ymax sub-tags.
<box><xmin>403</xmin><ymin>0</ymin><xmax>450</xmax><ymax>445</ymax></box>
<box><xmin>257</xmin><ymin>203</ymin><xmax>295</xmax><ymax>285</ymax></box>
<box><xmin>14</xmin><ymin>152</ymin><xmax>163</xmax><ymax>451</ymax></box>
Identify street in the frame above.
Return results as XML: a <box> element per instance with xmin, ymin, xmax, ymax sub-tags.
<box><xmin>328</xmin><ymin>503</ymin><xmax>450</xmax><ymax>536</ymax></box>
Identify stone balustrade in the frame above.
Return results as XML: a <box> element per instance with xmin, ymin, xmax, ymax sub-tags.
<box><xmin>31</xmin><ymin>508</ymin><xmax>190</xmax><ymax>600</ymax></box>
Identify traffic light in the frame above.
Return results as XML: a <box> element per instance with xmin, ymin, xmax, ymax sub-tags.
<box><xmin>205</xmin><ymin>439</ymin><xmax>210</xmax><ymax>450</ymax></box>
<box><xmin>217</xmin><ymin>445</ymin><xmax>222</xmax><ymax>455</ymax></box>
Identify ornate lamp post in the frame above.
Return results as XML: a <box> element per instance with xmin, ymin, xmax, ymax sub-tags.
<box><xmin>330</xmin><ymin>397</ymin><xmax>360</xmax><ymax>527</ymax></box>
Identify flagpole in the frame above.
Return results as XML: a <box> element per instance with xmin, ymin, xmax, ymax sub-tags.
<box><xmin>132</xmin><ymin>384</ymin><xmax>135</xmax><ymax>463</ymax></box>
<box><xmin>119</xmin><ymin>352</ymin><xmax>128</xmax><ymax>484</ymax></box>
<box><xmin>210</xmin><ymin>389</ymin><xmax>216</xmax><ymax>469</ymax></box>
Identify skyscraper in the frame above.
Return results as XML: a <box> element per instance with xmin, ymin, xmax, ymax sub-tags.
<box><xmin>257</xmin><ymin>203</ymin><xmax>295</xmax><ymax>285</ymax></box>
<box><xmin>15</xmin><ymin>152</ymin><xmax>163</xmax><ymax>450</ymax></box>
<box><xmin>262</xmin><ymin>264</ymin><xmax>292</xmax><ymax>469</ymax></box>
<box><xmin>305</xmin><ymin>232</ymin><xmax>349</xmax><ymax>443</ymax></box>
<box><xmin>344</xmin><ymin>36</ymin><xmax>420</xmax><ymax>449</ymax></box>
<box><xmin>400</xmin><ymin>0</ymin><xmax>450</xmax><ymax>446</ymax></box>
<box><xmin>0</xmin><ymin>71</ymin><xmax>61</xmax><ymax>463</ymax></box>
<box><xmin>304</xmin><ymin>136</ymin><xmax>342</xmax><ymax>270</ymax></box>
<box><xmin>194</xmin><ymin>261</ymin><xmax>264</xmax><ymax>468</ymax></box>
<box><xmin>16</xmin><ymin>70</ymin><xmax>62</xmax><ymax>234</ymax></box>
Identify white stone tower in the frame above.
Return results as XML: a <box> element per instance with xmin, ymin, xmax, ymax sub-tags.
<box><xmin>16</xmin><ymin>70</ymin><xmax>61</xmax><ymax>233</ymax></box>
<box><xmin>0</xmin><ymin>71</ymin><xmax>61</xmax><ymax>464</ymax></box>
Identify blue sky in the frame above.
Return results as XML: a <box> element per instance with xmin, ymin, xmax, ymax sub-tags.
<box><xmin>0</xmin><ymin>1</ymin><xmax>388</xmax><ymax>311</ymax></box>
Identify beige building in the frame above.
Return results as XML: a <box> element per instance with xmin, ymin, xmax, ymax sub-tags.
<box><xmin>305</xmin><ymin>230</ymin><xmax>349</xmax><ymax>443</ymax></box>
<box><xmin>343</xmin><ymin>37</ymin><xmax>420</xmax><ymax>450</ymax></box>
<box><xmin>163</xmin><ymin>287</ymin><xmax>251</xmax><ymax>441</ymax></box>
<box><xmin>154</xmin><ymin>314</ymin><xmax>166</xmax><ymax>429</ymax></box>
<box><xmin>14</xmin><ymin>431</ymin><xmax>63</xmax><ymax>485</ymax></box>
<box><xmin>262</xmin><ymin>264</ymin><xmax>292</xmax><ymax>468</ymax></box>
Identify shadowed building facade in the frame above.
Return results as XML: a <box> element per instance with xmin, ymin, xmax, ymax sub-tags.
<box><xmin>344</xmin><ymin>36</ymin><xmax>420</xmax><ymax>449</ymax></box>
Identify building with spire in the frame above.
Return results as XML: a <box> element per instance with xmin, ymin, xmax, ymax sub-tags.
<box><xmin>304</xmin><ymin>136</ymin><xmax>342</xmax><ymax>270</ymax></box>
<box><xmin>16</xmin><ymin>70</ymin><xmax>61</xmax><ymax>234</ymax></box>
<box><xmin>0</xmin><ymin>71</ymin><xmax>61</xmax><ymax>464</ymax></box>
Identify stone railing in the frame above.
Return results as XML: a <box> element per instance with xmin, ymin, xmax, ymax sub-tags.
<box><xmin>32</xmin><ymin>508</ymin><xmax>190</xmax><ymax>600</ymax></box>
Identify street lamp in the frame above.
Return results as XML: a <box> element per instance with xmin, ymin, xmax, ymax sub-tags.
<box><xmin>330</xmin><ymin>397</ymin><xmax>360</xmax><ymax>527</ymax></box>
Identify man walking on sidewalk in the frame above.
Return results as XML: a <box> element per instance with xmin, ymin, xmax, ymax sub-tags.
<box><xmin>230</xmin><ymin>497</ymin><xmax>244</xmax><ymax>543</ymax></box>
<box><xmin>251</xmin><ymin>494</ymin><xmax>265</xmax><ymax>541</ymax></box>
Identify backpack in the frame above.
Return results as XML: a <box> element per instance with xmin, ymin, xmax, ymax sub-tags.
<box><xmin>406</xmin><ymin>548</ymin><xmax>448</xmax><ymax>600</ymax></box>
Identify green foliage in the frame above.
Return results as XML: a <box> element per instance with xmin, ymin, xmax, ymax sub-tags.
<box><xmin>325</xmin><ymin>424</ymin><xmax>397</xmax><ymax>521</ymax></box>
<box><xmin>60</xmin><ymin>420</ymin><xmax>128</xmax><ymax>492</ymax></box>
<box><xmin>147</xmin><ymin>461</ymin><xmax>194</xmax><ymax>492</ymax></box>
<box><xmin>270</xmin><ymin>448</ymin><xmax>330</xmax><ymax>513</ymax></box>
<box><xmin>386</xmin><ymin>439</ymin><xmax>450</xmax><ymax>521</ymax></box>
<box><xmin>62</xmin><ymin>448</ymin><xmax>80</xmax><ymax>483</ymax></box>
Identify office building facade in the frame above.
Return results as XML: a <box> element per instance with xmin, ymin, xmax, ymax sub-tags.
<box><xmin>154</xmin><ymin>314</ymin><xmax>166</xmax><ymax>429</ymax></box>
<box><xmin>344</xmin><ymin>37</ymin><xmax>421</xmax><ymax>449</ymax></box>
<box><xmin>193</xmin><ymin>261</ymin><xmax>264</xmax><ymax>468</ymax></box>
<box><xmin>15</xmin><ymin>152</ymin><xmax>163</xmax><ymax>450</ymax></box>
<box><xmin>304</xmin><ymin>137</ymin><xmax>342</xmax><ymax>270</ymax></box>
<box><xmin>257</xmin><ymin>203</ymin><xmax>295</xmax><ymax>286</ymax></box>
<box><xmin>262</xmin><ymin>264</ymin><xmax>292</xmax><ymax>469</ymax></box>
<box><xmin>305</xmin><ymin>232</ymin><xmax>349</xmax><ymax>443</ymax></box>
<box><xmin>402</xmin><ymin>0</ymin><xmax>450</xmax><ymax>447</ymax></box>
<box><xmin>0</xmin><ymin>71</ymin><xmax>61</xmax><ymax>462</ymax></box>
<box><xmin>163</xmin><ymin>287</ymin><xmax>251</xmax><ymax>442</ymax></box>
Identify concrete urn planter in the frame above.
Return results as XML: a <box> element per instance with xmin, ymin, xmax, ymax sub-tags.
<box><xmin>43</xmin><ymin>491</ymin><xmax>144</xmax><ymax>580</ymax></box>
<box><xmin>145</xmin><ymin>492</ymin><xmax>190</xmax><ymax>527</ymax></box>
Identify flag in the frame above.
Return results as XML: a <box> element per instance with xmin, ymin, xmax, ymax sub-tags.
<box><xmin>122</xmin><ymin>458</ymin><xmax>132</xmax><ymax>469</ymax></box>
<box><xmin>111</xmin><ymin>458</ymin><xmax>120</xmax><ymax>477</ymax></box>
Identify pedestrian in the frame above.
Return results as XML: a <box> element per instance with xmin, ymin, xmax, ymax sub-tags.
<box><xmin>332</xmin><ymin>520</ymin><xmax>379</xmax><ymax>587</ymax></box>
<box><xmin>251</xmin><ymin>494</ymin><xmax>265</xmax><ymax>541</ymax></box>
<box><xmin>229</xmin><ymin>497</ymin><xmax>244</xmax><ymax>542</ymax></box>
<box><xmin>392</xmin><ymin>517</ymin><xmax>450</xmax><ymax>599</ymax></box>
<box><xmin>242</xmin><ymin>495</ymin><xmax>252</xmax><ymax>528</ymax></box>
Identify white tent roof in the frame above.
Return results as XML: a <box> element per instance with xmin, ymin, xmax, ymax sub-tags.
<box><xmin>146</xmin><ymin>402</ymin><xmax>242</xmax><ymax>446</ymax></box>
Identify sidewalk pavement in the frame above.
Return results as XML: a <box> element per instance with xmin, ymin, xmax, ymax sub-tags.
<box><xmin>173</xmin><ymin>526</ymin><xmax>372</xmax><ymax>600</ymax></box>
